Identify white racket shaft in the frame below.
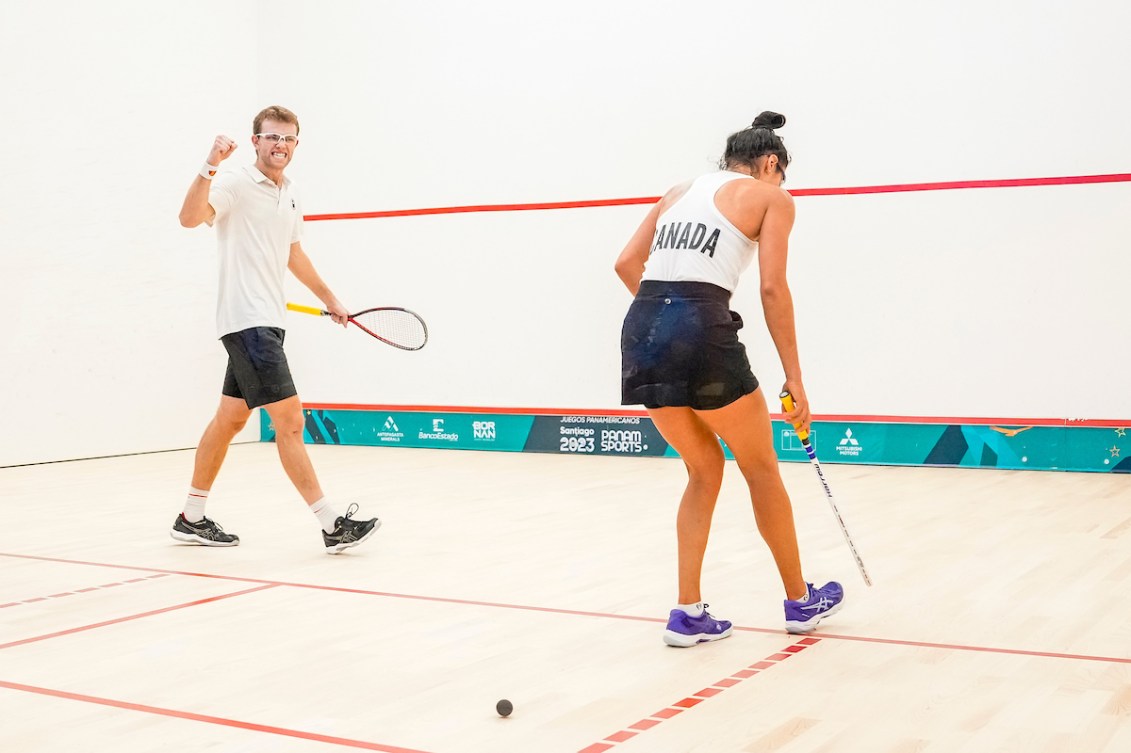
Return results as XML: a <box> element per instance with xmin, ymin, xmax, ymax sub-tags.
<box><xmin>781</xmin><ymin>391</ymin><xmax>873</xmax><ymax>586</ymax></box>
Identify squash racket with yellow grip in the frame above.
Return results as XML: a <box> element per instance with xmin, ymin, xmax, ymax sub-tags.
<box><xmin>781</xmin><ymin>390</ymin><xmax>872</xmax><ymax>586</ymax></box>
<box><xmin>287</xmin><ymin>302</ymin><xmax>428</xmax><ymax>351</ymax></box>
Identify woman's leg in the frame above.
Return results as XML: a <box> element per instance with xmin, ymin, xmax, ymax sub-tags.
<box><xmin>694</xmin><ymin>388</ymin><xmax>808</xmax><ymax>601</ymax></box>
<box><xmin>647</xmin><ymin>406</ymin><xmax>727</xmax><ymax>604</ymax></box>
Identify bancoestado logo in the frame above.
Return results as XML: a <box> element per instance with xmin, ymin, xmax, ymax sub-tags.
<box><xmin>377</xmin><ymin>416</ymin><xmax>404</xmax><ymax>443</ymax></box>
<box><xmin>472</xmin><ymin>420</ymin><xmax>496</xmax><ymax>441</ymax></box>
<box><xmin>419</xmin><ymin>418</ymin><xmax>459</xmax><ymax>442</ymax></box>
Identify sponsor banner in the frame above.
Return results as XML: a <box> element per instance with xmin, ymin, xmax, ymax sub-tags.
<box><xmin>522</xmin><ymin>415</ymin><xmax>670</xmax><ymax>457</ymax></box>
<box><xmin>262</xmin><ymin>410</ymin><xmax>534</xmax><ymax>452</ymax></box>
<box><xmin>263</xmin><ymin>410</ymin><xmax>1129</xmax><ymax>473</ymax></box>
<box><xmin>775</xmin><ymin>421</ymin><xmax>1127</xmax><ymax>472</ymax></box>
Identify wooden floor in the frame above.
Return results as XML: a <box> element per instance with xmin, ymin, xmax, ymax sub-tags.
<box><xmin>2</xmin><ymin>444</ymin><xmax>1130</xmax><ymax>752</ymax></box>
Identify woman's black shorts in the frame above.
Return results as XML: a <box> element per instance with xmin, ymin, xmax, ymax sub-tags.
<box><xmin>620</xmin><ymin>280</ymin><xmax>759</xmax><ymax>410</ymax></box>
<box><xmin>220</xmin><ymin>326</ymin><xmax>298</xmax><ymax>409</ymax></box>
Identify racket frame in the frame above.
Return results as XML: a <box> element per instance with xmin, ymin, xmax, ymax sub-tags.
<box><xmin>348</xmin><ymin>306</ymin><xmax>428</xmax><ymax>351</ymax></box>
<box><xmin>780</xmin><ymin>391</ymin><xmax>873</xmax><ymax>587</ymax></box>
<box><xmin>286</xmin><ymin>302</ymin><xmax>428</xmax><ymax>351</ymax></box>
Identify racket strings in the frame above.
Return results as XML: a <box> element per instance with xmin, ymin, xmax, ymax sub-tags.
<box><xmin>352</xmin><ymin>309</ymin><xmax>427</xmax><ymax>350</ymax></box>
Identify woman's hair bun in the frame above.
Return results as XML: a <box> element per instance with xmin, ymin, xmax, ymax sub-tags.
<box><xmin>751</xmin><ymin>111</ymin><xmax>786</xmax><ymax>130</ymax></box>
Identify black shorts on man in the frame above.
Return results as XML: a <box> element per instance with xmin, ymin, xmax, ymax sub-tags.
<box><xmin>620</xmin><ymin>280</ymin><xmax>759</xmax><ymax>410</ymax></box>
<box><xmin>221</xmin><ymin>326</ymin><xmax>298</xmax><ymax>409</ymax></box>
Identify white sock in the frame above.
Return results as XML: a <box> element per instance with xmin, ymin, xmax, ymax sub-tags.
<box><xmin>310</xmin><ymin>498</ymin><xmax>340</xmax><ymax>533</ymax></box>
<box><xmin>676</xmin><ymin>602</ymin><xmax>705</xmax><ymax>617</ymax></box>
<box><xmin>183</xmin><ymin>487</ymin><xmax>209</xmax><ymax>523</ymax></box>
<box><xmin>793</xmin><ymin>584</ymin><xmax>812</xmax><ymax>603</ymax></box>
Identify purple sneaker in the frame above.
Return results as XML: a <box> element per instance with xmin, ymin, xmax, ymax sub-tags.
<box><xmin>663</xmin><ymin>604</ymin><xmax>733</xmax><ymax>647</ymax></box>
<box><xmin>784</xmin><ymin>581</ymin><xmax>844</xmax><ymax>634</ymax></box>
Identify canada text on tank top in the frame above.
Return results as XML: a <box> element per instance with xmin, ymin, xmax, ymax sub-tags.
<box><xmin>641</xmin><ymin>171</ymin><xmax>758</xmax><ymax>292</ymax></box>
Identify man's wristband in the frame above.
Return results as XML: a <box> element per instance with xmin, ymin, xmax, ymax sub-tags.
<box><xmin>200</xmin><ymin>163</ymin><xmax>219</xmax><ymax>180</ymax></box>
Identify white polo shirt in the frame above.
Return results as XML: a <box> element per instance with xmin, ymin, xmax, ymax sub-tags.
<box><xmin>207</xmin><ymin>164</ymin><xmax>303</xmax><ymax>338</ymax></box>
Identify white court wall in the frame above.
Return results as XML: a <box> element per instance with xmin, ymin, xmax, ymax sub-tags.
<box><xmin>2</xmin><ymin>0</ymin><xmax>1129</xmax><ymax>466</ymax></box>
<box><xmin>0</xmin><ymin>0</ymin><xmax>259</xmax><ymax>467</ymax></box>
<box><xmin>275</xmin><ymin>0</ymin><xmax>1131</xmax><ymax>419</ymax></box>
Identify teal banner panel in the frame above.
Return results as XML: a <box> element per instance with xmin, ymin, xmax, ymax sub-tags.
<box><xmin>262</xmin><ymin>409</ymin><xmax>1129</xmax><ymax>473</ymax></box>
<box><xmin>1064</xmin><ymin>425</ymin><xmax>1131</xmax><ymax>473</ymax></box>
<box><xmin>770</xmin><ymin>421</ymin><xmax>1127</xmax><ymax>472</ymax></box>
<box><xmin>789</xmin><ymin>422</ymin><xmax>1068</xmax><ymax>470</ymax></box>
<box><xmin>263</xmin><ymin>409</ymin><xmax>535</xmax><ymax>452</ymax></box>
<box><xmin>522</xmin><ymin>415</ymin><xmax>670</xmax><ymax>457</ymax></box>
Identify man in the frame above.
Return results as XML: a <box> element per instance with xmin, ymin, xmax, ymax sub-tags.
<box><xmin>174</xmin><ymin>105</ymin><xmax>379</xmax><ymax>554</ymax></box>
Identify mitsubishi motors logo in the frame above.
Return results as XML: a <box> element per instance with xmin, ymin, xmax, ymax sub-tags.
<box><xmin>836</xmin><ymin>428</ymin><xmax>862</xmax><ymax>457</ymax></box>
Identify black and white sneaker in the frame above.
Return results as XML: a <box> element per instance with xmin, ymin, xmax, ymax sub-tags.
<box><xmin>170</xmin><ymin>514</ymin><xmax>240</xmax><ymax>547</ymax></box>
<box><xmin>322</xmin><ymin>503</ymin><xmax>380</xmax><ymax>554</ymax></box>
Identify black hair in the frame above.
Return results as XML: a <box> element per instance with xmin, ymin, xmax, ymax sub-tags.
<box><xmin>720</xmin><ymin>111</ymin><xmax>790</xmax><ymax>174</ymax></box>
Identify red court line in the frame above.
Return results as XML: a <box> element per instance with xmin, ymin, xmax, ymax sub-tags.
<box><xmin>0</xmin><ymin>551</ymin><xmax>665</xmax><ymax>624</ymax></box>
<box><xmin>303</xmin><ymin>173</ymin><xmax>1131</xmax><ymax>222</ymax></box>
<box><xmin>2</xmin><ymin>573</ymin><xmax>170</xmax><ymax>610</ymax></box>
<box><xmin>798</xmin><ymin>631</ymin><xmax>1131</xmax><ymax>663</ymax></box>
<box><xmin>0</xmin><ymin>679</ymin><xmax>433</xmax><ymax>753</ymax></box>
<box><xmin>4</xmin><ymin>551</ymin><xmax>1129</xmax><ymax>665</ymax></box>
<box><xmin>578</xmin><ymin>637</ymin><xmax>820</xmax><ymax>752</ymax></box>
<box><xmin>298</xmin><ymin>403</ymin><xmax>1128</xmax><ymax>428</ymax></box>
<box><xmin>0</xmin><ymin>584</ymin><xmax>277</xmax><ymax>651</ymax></box>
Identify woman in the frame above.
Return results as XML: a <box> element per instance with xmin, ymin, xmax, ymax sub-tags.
<box><xmin>615</xmin><ymin>111</ymin><xmax>843</xmax><ymax>644</ymax></box>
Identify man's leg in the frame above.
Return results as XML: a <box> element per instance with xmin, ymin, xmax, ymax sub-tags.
<box><xmin>261</xmin><ymin>395</ymin><xmax>380</xmax><ymax>553</ymax></box>
<box><xmin>171</xmin><ymin>396</ymin><xmax>250</xmax><ymax>546</ymax></box>
<box><xmin>191</xmin><ymin>396</ymin><xmax>254</xmax><ymax>490</ymax></box>
<box><xmin>262</xmin><ymin>395</ymin><xmax>323</xmax><ymax>503</ymax></box>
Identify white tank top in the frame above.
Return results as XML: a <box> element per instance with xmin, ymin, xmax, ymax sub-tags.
<box><xmin>640</xmin><ymin>171</ymin><xmax>757</xmax><ymax>292</ymax></box>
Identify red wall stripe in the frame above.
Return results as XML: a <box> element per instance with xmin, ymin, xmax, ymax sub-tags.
<box><xmin>300</xmin><ymin>403</ymin><xmax>1128</xmax><ymax>428</ymax></box>
<box><xmin>788</xmin><ymin>172</ymin><xmax>1131</xmax><ymax>197</ymax></box>
<box><xmin>306</xmin><ymin>196</ymin><xmax>657</xmax><ymax>221</ymax></box>
<box><xmin>297</xmin><ymin>174</ymin><xmax>1131</xmax><ymax>428</ymax></box>
<box><xmin>304</xmin><ymin>173</ymin><xmax>1131</xmax><ymax>222</ymax></box>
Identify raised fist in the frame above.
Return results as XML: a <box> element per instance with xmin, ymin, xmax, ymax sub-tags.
<box><xmin>207</xmin><ymin>135</ymin><xmax>237</xmax><ymax>165</ymax></box>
